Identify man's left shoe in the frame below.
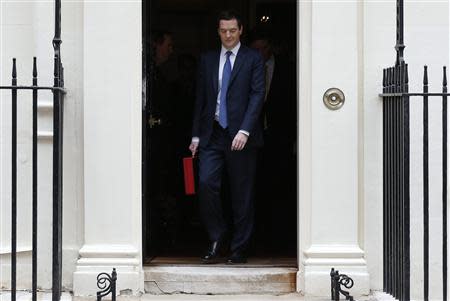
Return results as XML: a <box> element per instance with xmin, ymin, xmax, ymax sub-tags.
<box><xmin>226</xmin><ymin>252</ymin><xmax>247</xmax><ymax>264</ymax></box>
<box><xmin>201</xmin><ymin>241</ymin><xmax>222</xmax><ymax>264</ymax></box>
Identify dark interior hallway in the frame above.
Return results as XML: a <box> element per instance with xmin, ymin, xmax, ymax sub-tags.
<box><xmin>142</xmin><ymin>0</ymin><xmax>297</xmax><ymax>264</ymax></box>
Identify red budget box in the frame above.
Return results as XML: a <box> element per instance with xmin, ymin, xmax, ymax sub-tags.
<box><xmin>183</xmin><ymin>157</ymin><xmax>196</xmax><ymax>195</ymax></box>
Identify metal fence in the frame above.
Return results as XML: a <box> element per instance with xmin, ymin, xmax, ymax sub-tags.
<box><xmin>381</xmin><ymin>62</ymin><xmax>410</xmax><ymax>301</ymax></box>
<box><xmin>381</xmin><ymin>63</ymin><xmax>449</xmax><ymax>301</ymax></box>
<box><xmin>0</xmin><ymin>1</ymin><xmax>65</xmax><ymax>300</ymax></box>
<box><xmin>380</xmin><ymin>1</ymin><xmax>450</xmax><ymax>300</ymax></box>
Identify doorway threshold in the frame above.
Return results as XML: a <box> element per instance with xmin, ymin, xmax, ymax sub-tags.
<box><xmin>143</xmin><ymin>265</ymin><xmax>298</xmax><ymax>294</ymax></box>
<box><xmin>145</xmin><ymin>256</ymin><xmax>297</xmax><ymax>267</ymax></box>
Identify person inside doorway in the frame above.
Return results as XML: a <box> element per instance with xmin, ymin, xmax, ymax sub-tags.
<box><xmin>250</xmin><ymin>27</ymin><xmax>297</xmax><ymax>252</ymax></box>
<box><xmin>147</xmin><ymin>30</ymin><xmax>178</xmax><ymax>251</ymax></box>
<box><xmin>189</xmin><ymin>10</ymin><xmax>265</xmax><ymax>264</ymax></box>
<box><xmin>153</xmin><ymin>30</ymin><xmax>174</xmax><ymax>66</ymax></box>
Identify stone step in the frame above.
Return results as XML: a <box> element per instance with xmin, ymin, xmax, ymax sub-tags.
<box><xmin>143</xmin><ymin>266</ymin><xmax>298</xmax><ymax>295</ymax></box>
<box><xmin>0</xmin><ymin>292</ymin><xmax>72</xmax><ymax>301</ymax></box>
<box><xmin>140</xmin><ymin>293</ymin><xmax>318</xmax><ymax>300</ymax></box>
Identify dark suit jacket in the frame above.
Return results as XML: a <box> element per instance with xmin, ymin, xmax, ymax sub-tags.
<box><xmin>192</xmin><ymin>45</ymin><xmax>265</xmax><ymax>148</ymax></box>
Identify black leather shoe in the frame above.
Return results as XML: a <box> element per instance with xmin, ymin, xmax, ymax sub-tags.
<box><xmin>226</xmin><ymin>252</ymin><xmax>247</xmax><ymax>264</ymax></box>
<box><xmin>201</xmin><ymin>241</ymin><xmax>222</xmax><ymax>264</ymax></box>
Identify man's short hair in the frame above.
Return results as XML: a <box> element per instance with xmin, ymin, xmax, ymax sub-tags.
<box><xmin>217</xmin><ymin>10</ymin><xmax>243</xmax><ymax>29</ymax></box>
<box><xmin>151</xmin><ymin>30</ymin><xmax>172</xmax><ymax>45</ymax></box>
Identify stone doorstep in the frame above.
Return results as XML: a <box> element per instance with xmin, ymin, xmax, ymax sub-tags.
<box><xmin>0</xmin><ymin>292</ymin><xmax>72</xmax><ymax>301</ymax></box>
<box><xmin>0</xmin><ymin>293</ymin><xmax>332</xmax><ymax>301</ymax></box>
<box><xmin>0</xmin><ymin>292</ymin><xmax>383</xmax><ymax>301</ymax></box>
<box><xmin>144</xmin><ymin>281</ymin><xmax>296</xmax><ymax>295</ymax></box>
<box><xmin>143</xmin><ymin>266</ymin><xmax>297</xmax><ymax>295</ymax></box>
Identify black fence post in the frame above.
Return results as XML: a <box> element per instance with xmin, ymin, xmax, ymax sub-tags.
<box><xmin>52</xmin><ymin>0</ymin><xmax>64</xmax><ymax>299</ymax></box>
<box><xmin>382</xmin><ymin>68</ymin><xmax>387</xmax><ymax>294</ymax></box>
<box><xmin>32</xmin><ymin>57</ymin><xmax>39</xmax><ymax>301</ymax></box>
<box><xmin>402</xmin><ymin>63</ymin><xmax>410</xmax><ymax>301</ymax></box>
<box><xmin>11</xmin><ymin>58</ymin><xmax>17</xmax><ymax>301</ymax></box>
<box><xmin>442</xmin><ymin>66</ymin><xmax>448</xmax><ymax>301</ymax></box>
<box><xmin>423</xmin><ymin>65</ymin><xmax>429</xmax><ymax>301</ymax></box>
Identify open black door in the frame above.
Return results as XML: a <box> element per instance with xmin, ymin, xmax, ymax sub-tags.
<box><xmin>142</xmin><ymin>0</ymin><xmax>156</xmax><ymax>260</ymax></box>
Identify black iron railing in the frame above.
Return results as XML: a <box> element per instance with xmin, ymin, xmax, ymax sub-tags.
<box><xmin>380</xmin><ymin>63</ymin><xmax>410</xmax><ymax>301</ymax></box>
<box><xmin>330</xmin><ymin>268</ymin><xmax>355</xmax><ymax>301</ymax></box>
<box><xmin>380</xmin><ymin>1</ymin><xmax>450</xmax><ymax>300</ymax></box>
<box><xmin>381</xmin><ymin>65</ymin><xmax>450</xmax><ymax>301</ymax></box>
<box><xmin>97</xmin><ymin>269</ymin><xmax>117</xmax><ymax>301</ymax></box>
<box><xmin>0</xmin><ymin>1</ymin><xmax>65</xmax><ymax>300</ymax></box>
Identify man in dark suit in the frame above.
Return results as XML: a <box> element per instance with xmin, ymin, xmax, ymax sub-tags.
<box><xmin>189</xmin><ymin>10</ymin><xmax>265</xmax><ymax>264</ymax></box>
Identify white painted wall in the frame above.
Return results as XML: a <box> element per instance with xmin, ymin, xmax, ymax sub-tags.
<box><xmin>0</xmin><ymin>0</ymin><xmax>142</xmax><ymax>294</ymax></box>
<box><xmin>0</xmin><ymin>1</ymin><xmax>36</xmax><ymax>289</ymax></box>
<box><xmin>1</xmin><ymin>0</ymin><xmax>450</xmax><ymax>298</ymax></box>
<box><xmin>0</xmin><ymin>0</ymin><xmax>84</xmax><ymax>290</ymax></box>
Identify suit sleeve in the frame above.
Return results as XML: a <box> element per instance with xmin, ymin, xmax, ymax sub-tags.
<box><xmin>192</xmin><ymin>54</ymin><xmax>205</xmax><ymax>138</ymax></box>
<box><xmin>239</xmin><ymin>52</ymin><xmax>265</xmax><ymax>134</ymax></box>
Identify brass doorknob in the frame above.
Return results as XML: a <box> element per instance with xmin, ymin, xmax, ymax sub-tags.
<box><xmin>323</xmin><ymin>88</ymin><xmax>345</xmax><ymax>110</ymax></box>
<box><xmin>148</xmin><ymin>116</ymin><xmax>162</xmax><ymax>128</ymax></box>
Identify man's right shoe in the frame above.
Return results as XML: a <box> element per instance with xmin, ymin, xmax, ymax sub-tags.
<box><xmin>201</xmin><ymin>241</ymin><xmax>222</xmax><ymax>264</ymax></box>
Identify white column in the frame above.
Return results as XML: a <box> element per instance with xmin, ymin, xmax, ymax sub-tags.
<box><xmin>73</xmin><ymin>0</ymin><xmax>143</xmax><ymax>296</ymax></box>
<box><xmin>298</xmin><ymin>1</ymin><xmax>369</xmax><ymax>296</ymax></box>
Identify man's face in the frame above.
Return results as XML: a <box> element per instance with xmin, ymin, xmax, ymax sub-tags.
<box><xmin>156</xmin><ymin>34</ymin><xmax>174</xmax><ymax>64</ymax></box>
<box><xmin>250</xmin><ymin>39</ymin><xmax>272</xmax><ymax>62</ymax></box>
<box><xmin>218</xmin><ymin>19</ymin><xmax>242</xmax><ymax>50</ymax></box>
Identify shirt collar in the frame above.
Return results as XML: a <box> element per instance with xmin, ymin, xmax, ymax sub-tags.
<box><xmin>221</xmin><ymin>42</ymin><xmax>241</xmax><ymax>57</ymax></box>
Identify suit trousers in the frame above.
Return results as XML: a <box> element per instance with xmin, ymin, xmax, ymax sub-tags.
<box><xmin>198</xmin><ymin>122</ymin><xmax>257</xmax><ymax>253</ymax></box>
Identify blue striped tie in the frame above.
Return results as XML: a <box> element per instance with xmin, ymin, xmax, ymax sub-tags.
<box><xmin>219</xmin><ymin>51</ymin><xmax>232</xmax><ymax>129</ymax></box>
